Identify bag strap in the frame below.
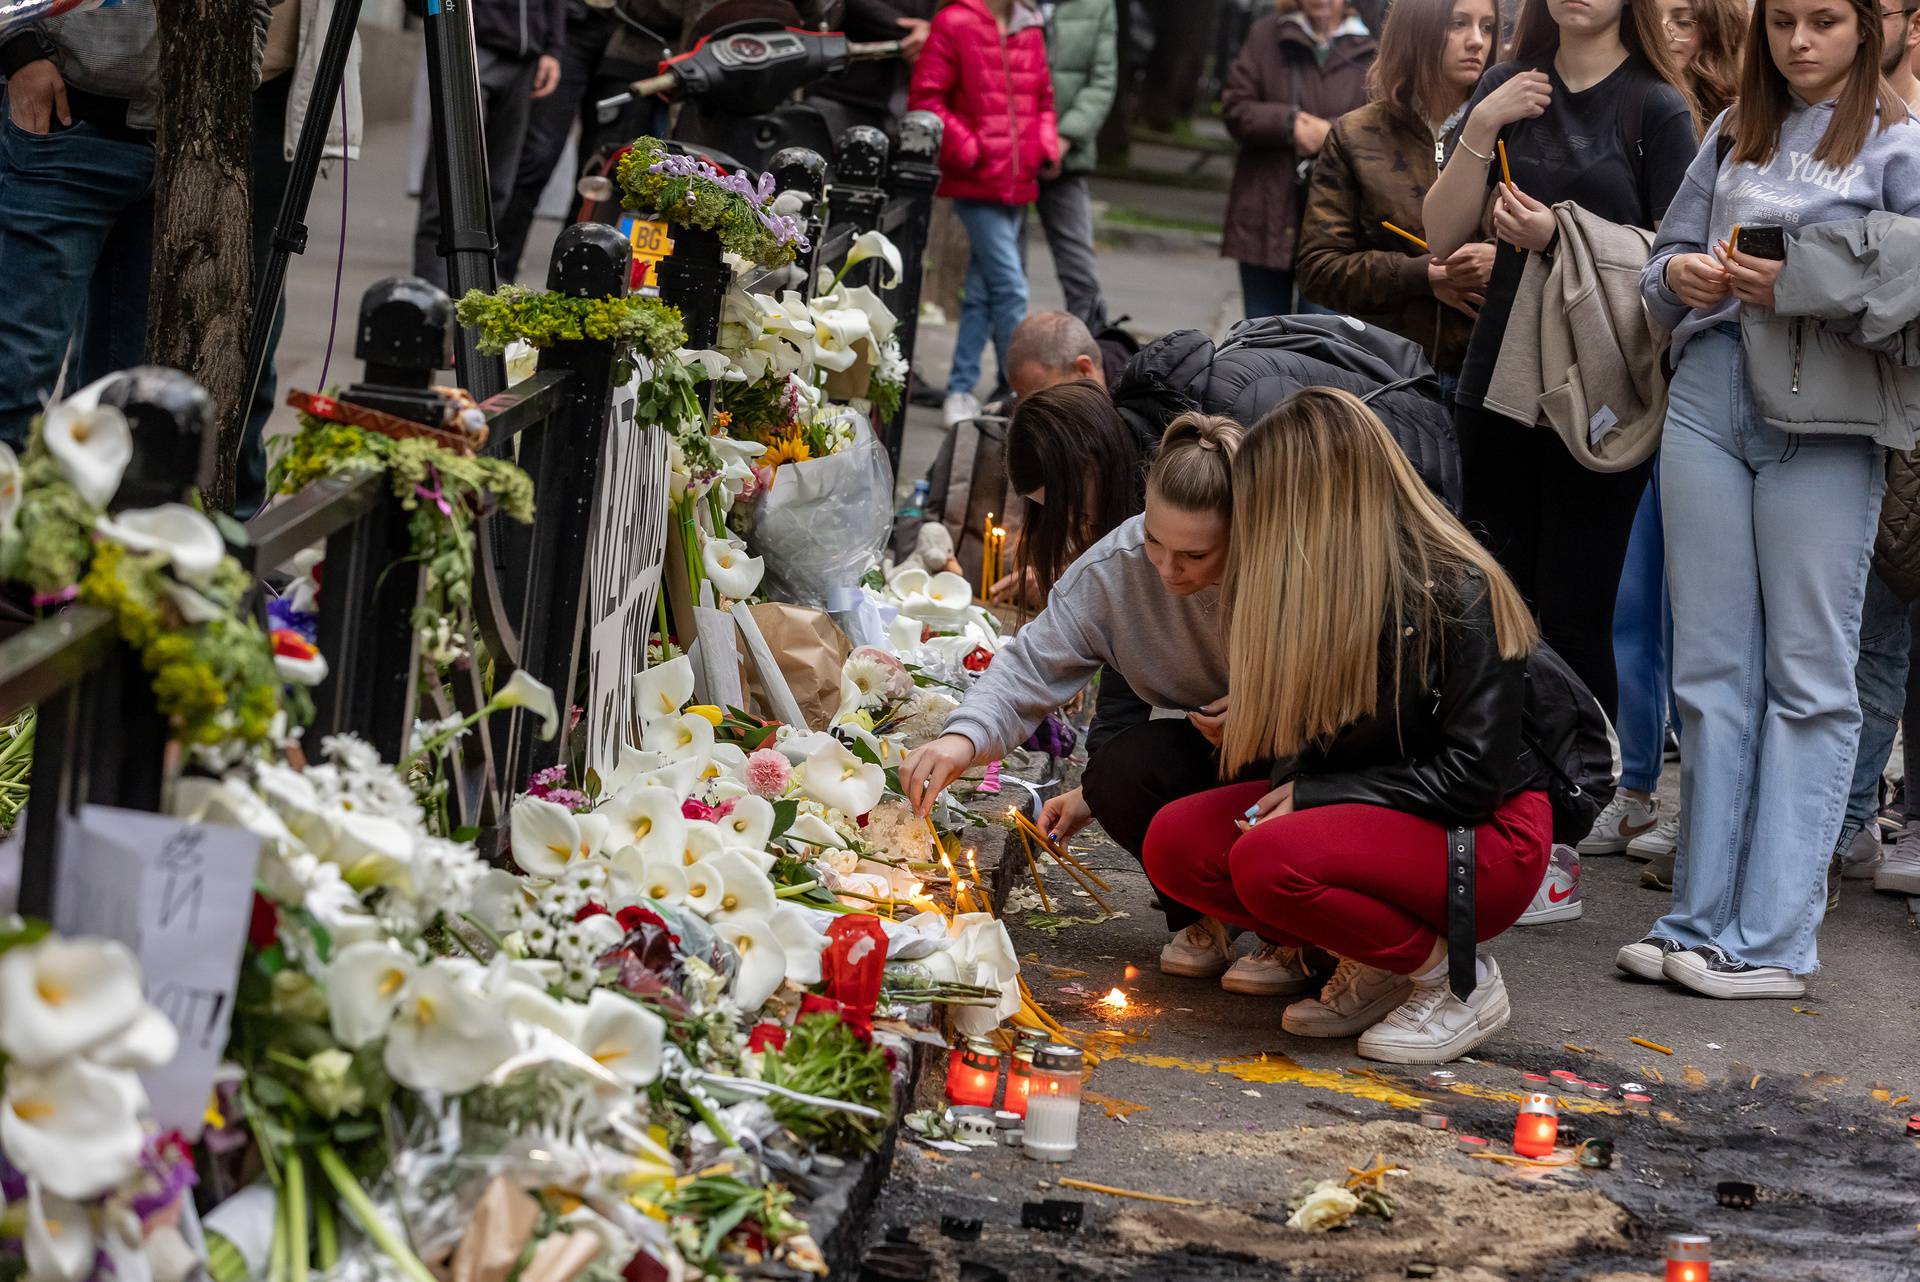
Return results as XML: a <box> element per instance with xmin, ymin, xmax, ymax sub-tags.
<box><xmin>1446</xmin><ymin>824</ymin><xmax>1477</xmax><ymax>1000</ymax></box>
<box><xmin>1622</xmin><ymin>72</ymin><xmax>1652</xmax><ymax>226</ymax></box>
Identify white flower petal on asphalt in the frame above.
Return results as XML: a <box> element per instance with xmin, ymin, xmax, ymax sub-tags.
<box><xmin>384</xmin><ymin>962</ymin><xmax>518</xmax><ymax>1095</ymax></box>
<box><xmin>1</xmin><ymin>1059</ymin><xmax>146</xmax><ymax>1200</ymax></box>
<box><xmin>508</xmin><ymin>796</ymin><xmax>588</xmax><ymax>878</ymax></box>
<box><xmin>93</xmin><ymin>504</ymin><xmax>224</xmax><ymax>587</ymax></box>
<box><xmin>682</xmin><ymin>858</ymin><xmax>726</xmax><ymax>916</ymax></box>
<box><xmin>325</xmin><ymin>941</ymin><xmax>416</xmax><ymax>1048</ymax></box>
<box><xmin>574</xmin><ymin>989</ymin><xmax>665</xmax><ymax>1087</ymax></box>
<box><xmin>633</xmin><ymin>654</ymin><xmax>695</xmax><ymax>721</ymax></box>
<box><xmin>716</xmin><ymin>917</ymin><xmax>785</xmax><ymax>1012</ymax></box>
<box><xmin>844</xmin><ymin>229</ymin><xmax>904</xmax><ymax>288</ymax></box>
<box><xmin>719</xmin><ymin>794</ymin><xmax>774</xmax><ymax>851</ymax></box>
<box><xmin>25</xmin><ymin>1181</ymin><xmax>96</xmax><ymax>1282</ymax></box>
<box><xmin>768</xmin><ymin>903</ymin><xmax>829</xmax><ymax>986</ymax></box>
<box><xmin>492</xmin><ymin>669</ymin><xmax>559</xmax><ymax>740</ymax></box>
<box><xmin>0</xmin><ymin>937</ymin><xmax>145</xmax><ymax>1068</ymax></box>
<box><xmin>800</xmin><ymin>740</ymin><xmax>884</xmax><ymax>818</ymax></box>
<box><xmin>601</xmin><ymin>785</ymin><xmax>687</xmax><ymax>862</ymax></box>
<box><xmin>784</xmin><ymin>811</ymin><xmax>847</xmax><ymax>850</ymax></box>
<box><xmin>84</xmin><ymin>1003</ymin><xmax>179</xmax><ymax>1073</ymax></box>
<box><xmin>707</xmin><ymin>850</ymin><xmax>778</xmax><ymax>923</ymax></box>
<box><xmin>43</xmin><ymin>384</ymin><xmax>131</xmax><ymax>509</ymax></box>
<box><xmin>700</xmin><ymin>537</ymin><xmax>765</xmax><ymax>601</ymax></box>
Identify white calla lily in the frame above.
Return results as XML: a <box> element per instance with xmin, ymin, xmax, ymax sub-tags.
<box><xmin>575</xmin><ymin>812</ymin><xmax>613</xmax><ymax>861</ymax></box>
<box><xmin>706</xmin><ymin>850</ymin><xmax>778</xmax><ymax>922</ymax></box>
<box><xmin>0</xmin><ymin>442</ymin><xmax>21</xmax><ymax>532</ymax></box>
<box><xmin>574</xmin><ymin>989</ymin><xmax>666</xmax><ymax>1087</ymax></box>
<box><xmin>886</xmin><ymin>565</ymin><xmax>931</xmax><ymax>597</ymax></box>
<box><xmin>887</xmin><ymin>611</ymin><xmax>926</xmax><ymax>653</ymax></box>
<box><xmin>0</xmin><ymin>937</ymin><xmax>145</xmax><ymax>1068</ymax></box>
<box><xmin>901</xmin><ymin>571</ymin><xmax>977</xmax><ymax>629</ymax></box>
<box><xmin>716</xmin><ymin>917</ymin><xmax>786</xmax><ymax>1012</ymax></box>
<box><xmin>680</xmin><ymin>348</ymin><xmax>735</xmax><ymax>381</ymax></box>
<box><xmin>844</xmin><ymin>229</ymin><xmax>904</xmax><ymax>288</ymax></box>
<box><xmin>946</xmin><ymin>914</ymin><xmax>1024</xmax><ymax>1037</ymax></box>
<box><xmin>85</xmin><ymin>1002</ymin><xmax>179</xmax><ymax>1072</ymax></box>
<box><xmin>503</xmin><ymin>982</ymin><xmax>580</xmax><ymax>1040</ymax></box>
<box><xmin>680</xmin><ymin>819</ymin><xmax>727</xmax><ymax>867</ymax></box>
<box><xmin>633</xmin><ymin>654</ymin><xmax>694</xmax><ymax>721</ymax></box>
<box><xmin>642</xmin><ymin>711</ymin><xmax>715</xmax><ymax>767</ymax></box>
<box><xmin>703</xmin><ymin>741</ymin><xmax>747</xmax><ymax>783</ymax></box>
<box><xmin>508</xmin><ymin>797</ymin><xmax>590</xmax><ymax>878</ymax></box>
<box><xmin>602</xmin><ymin>785</ymin><xmax>687</xmax><ymax>859</ymax></box>
<box><xmin>384</xmin><ymin>963</ymin><xmax>518</xmax><ymax>1095</ymax></box>
<box><xmin>809</xmin><ymin>306</ymin><xmax>873</xmax><ymax>372</ymax></box>
<box><xmin>469</xmin><ymin>867</ymin><xmax>535</xmax><ymax>932</ymax></box>
<box><xmin>42</xmin><ymin>382</ymin><xmax>131</xmax><ymax>509</ymax></box>
<box><xmin>719</xmin><ymin>794</ymin><xmax>774</xmax><ymax>851</ymax></box>
<box><xmin>708</xmin><ymin>777</ymin><xmax>750</xmax><ymax>804</ymax></box>
<box><xmin>700</xmin><ymin>538</ymin><xmax>765</xmax><ymax>600</ymax></box>
<box><xmin>784</xmin><ymin>811</ymin><xmax>846</xmax><ymax>850</ymax></box>
<box><xmin>611</xmin><ymin>845</ymin><xmax>689</xmax><ymax>906</ymax></box>
<box><xmin>801</xmin><ymin>740</ymin><xmax>884</xmax><ymax>817</ymax></box>
<box><xmin>93</xmin><ymin>504</ymin><xmax>224</xmax><ymax>587</ymax></box>
<box><xmin>26</xmin><ymin>1182</ymin><xmax>96</xmax><ymax>1282</ymax></box>
<box><xmin>1</xmin><ymin>1059</ymin><xmax>146</xmax><ymax>1200</ymax></box>
<box><xmin>492</xmin><ymin>669</ymin><xmax>560</xmax><ymax>740</ymax></box>
<box><xmin>325</xmin><ymin>809</ymin><xmax>416</xmax><ymax>890</ymax></box>
<box><xmin>768</xmin><ymin>904</ymin><xmax>830</xmax><ymax>986</ymax></box>
<box><xmin>682</xmin><ymin>858</ymin><xmax>725</xmax><ymax>916</ymax></box>
<box><xmin>836</xmin><ymin>283</ymin><xmax>899</xmax><ymax>345</ymax></box>
<box><xmin>325</xmin><ymin>942</ymin><xmax>416</xmax><ymax>1048</ymax></box>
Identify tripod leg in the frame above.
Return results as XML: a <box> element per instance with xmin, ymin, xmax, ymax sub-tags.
<box><xmin>423</xmin><ymin>0</ymin><xmax>505</xmax><ymax>398</ymax></box>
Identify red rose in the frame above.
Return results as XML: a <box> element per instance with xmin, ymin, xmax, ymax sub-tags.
<box><xmin>747</xmin><ymin>1023</ymin><xmax>788</xmax><ymax>1053</ymax></box>
<box><xmin>962</xmin><ymin>646</ymin><xmax>994</xmax><ymax>672</ymax></box>
<box><xmin>248</xmin><ymin>893</ymin><xmax>279</xmax><ymax>952</ymax></box>
<box><xmin>617</xmin><ymin>905</ymin><xmax>670</xmax><ymax>934</ymax></box>
<box><xmin>574</xmin><ymin>902</ymin><xmax>609</xmax><ymax>922</ymax></box>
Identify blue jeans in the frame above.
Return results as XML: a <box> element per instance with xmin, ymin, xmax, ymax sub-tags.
<box><xmin>0</xmin><ymin>114</ymin><xmax>155</xmax><ymax>448</ymax></box>
<box><xmin>1238</xmin><ymin>262</ymin><xmax>1341</xmax><ymax>320</ymax></box>
<box><xmin>1843</xmin><ymin>569</ymin><xmax>1915</xmax><ymax>838</ymax></box>
<box><xmin>949</xmin><ymin>199</ymin><xmax>1029</xmax><ymax>398</ymax></box>
<box><xmin>1655</xmin><ymin>326</ymin><xmax>1884</xmax><ymax>973</ymax></box>
<box><xmin>1613</xmin><ymin>469</ymin><xmax>1676</xmax><ymax>793</ymax></box>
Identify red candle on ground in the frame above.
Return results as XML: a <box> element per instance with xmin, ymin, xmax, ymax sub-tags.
<box><xmin>1665</xmin><ymin>1234</ymin><xmax>1711</xmax><ymax>1282</ymax></box>
<box><xmin>1512</xmin><ymin>1093</ymin><xmax>1559</xmax><ymax>1157</ymax></box>
<box><xmin>946</xmin><ymin>1041</ymin><xmax>1002</xmax><ymax>1108</ymax></box>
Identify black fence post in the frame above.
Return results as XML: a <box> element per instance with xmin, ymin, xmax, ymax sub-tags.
<box><xmin>19</xmin><ymin>369</ymin><xmax>210</xmax><ymax>922</ymax></box>
<box><xmin>770</xmin><ymin>147</ymin><xmax>829</xmax><ymax>291</ymax></box>
<box><xmin>497</xmin><ymin>223</ymin><xmax>631</xmax><ymax>791</ymax></box>
<box><xmin>306</xmin><ymin>278</ymin><xmax>446</xmax><ymax>765</ymax></box>
<box><xmin>658</xmin><ymin>225</ymin><xmax>729</xmax><ymax>351</ymax></box>
<box><xmin>883</xmin><ymin>111</ymin><xmax>944</xmax><ymax>470</ymax></box>
<box><xmin>829</xmin><ymin>127</ymin><xmax>892</xmax><ymax>264</ymax></box>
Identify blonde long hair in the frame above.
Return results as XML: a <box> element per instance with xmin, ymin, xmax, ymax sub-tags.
<box><xmin>1220</xmin><ymin>388</ymin><xmax>1537</xmax><ymax>775</ymax></box>
<box><xmin>1148</xmin><ymin>411</ymin><xmax>1244</xmax><ymax>512</ymax></box>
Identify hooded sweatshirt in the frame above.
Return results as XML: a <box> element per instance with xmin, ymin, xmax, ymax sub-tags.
<box><xmin>941</xmin><ymin>514</ymin><xmax>1228</xmax><ymax>758</ymax></box>
<box><xmin>1643</xmin><ymin>100</ymin><xmax>1920</xmax><ymax>362</ymax></box>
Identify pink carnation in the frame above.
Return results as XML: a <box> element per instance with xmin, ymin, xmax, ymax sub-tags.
<box><xmin>745</xmin><ymin>748</ymin><xmax>792</xmax><ymax>797</ymax></box>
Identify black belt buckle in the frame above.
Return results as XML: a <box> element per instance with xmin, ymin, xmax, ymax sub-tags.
<box><xmin>1446</xmin><ymin>824</ymin><xmax>1476</xmax><ymax>1000</ymax></box>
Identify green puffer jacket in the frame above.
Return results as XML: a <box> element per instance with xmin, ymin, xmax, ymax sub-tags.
<box><xmin>1047</xmin><ymin>0</ymin><xmax>1118</xmax><ymax>174</ymax></box>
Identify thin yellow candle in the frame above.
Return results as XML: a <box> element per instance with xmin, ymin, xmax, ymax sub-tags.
<box><xmin>965</xmin><ymin>848</ymin><xmax>993</xmax><ymax>915</ymax></box>
<box><xmin>1381</xmin><ymin>220</ymin><xmax>1428</xmax><ymax>251</ymax></box>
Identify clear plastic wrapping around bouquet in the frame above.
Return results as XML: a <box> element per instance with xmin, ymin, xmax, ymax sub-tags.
<box><xmin>749</xmin><ymin>411</ymin><xmax>893</xmax><ymax>610</ymax></box>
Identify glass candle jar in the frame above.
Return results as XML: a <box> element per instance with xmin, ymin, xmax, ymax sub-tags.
<box><xmin>1006</xmin><ymin>1046</ymin><xmax>1035</xmax><ymax>1118</ymax></box>
<box><xmin>1665</xmin><ymin>1234</ymin><xmax>1711</xmax><ymax>1282</ymax></box>
<box><xmin>1511</xmin><ymin>1093</ymin><xmax>1559</xmax><ymax>1158</ymax></box>
<box><xmin>946</xmin><ymin>1040</ymin><xmax>1002</xmax><ymax>1108</ymax></box>
<box><xmin>1021</xmin><ymin>1043</ymin><xmax>1084</xmax><ymax>1161</ymax></box>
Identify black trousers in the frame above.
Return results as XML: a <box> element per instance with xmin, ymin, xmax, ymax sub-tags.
<box><xmin>496</xmin><ymin>6</ymin><xmax>617</xmax><ymax>282</ymax></box>
<box><xmin>1082</xmin><ymin>718</ymin><xmax>1233</xmax><ymax>932</ymax></box>
<box><xmin>1456</xmin><ymin>401</ymin><xmax>1654</xmax><ymax>722</ymax></box>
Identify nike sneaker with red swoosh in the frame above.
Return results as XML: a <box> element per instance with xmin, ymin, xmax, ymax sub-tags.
<box><xmin>1515</xmin><ymin>844</ymin><xmax>1583</xmax><ymax>926</ymax></box>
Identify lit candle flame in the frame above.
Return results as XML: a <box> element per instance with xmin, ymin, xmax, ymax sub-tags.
<box><xmin>1123</xmin><ymin>964</ymin><xmax>1140</xmax><ymax>981</ymax></box>
<box><xmin>1100</xmin><ymin>988</ymin><xmax>1129</xmax><ymax>1011</ymax></box>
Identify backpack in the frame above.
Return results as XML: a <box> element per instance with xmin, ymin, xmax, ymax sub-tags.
<box><xmin>1520</xmin><ymin>643</ymin><xmax>1621</xmax><ymax>846</ymax></box>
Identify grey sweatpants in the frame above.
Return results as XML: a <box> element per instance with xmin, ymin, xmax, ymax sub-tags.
<box><xmin>1033</xmin><ymin>173</ymin><xmax>1108</xmax><ymax>333</ymax></box>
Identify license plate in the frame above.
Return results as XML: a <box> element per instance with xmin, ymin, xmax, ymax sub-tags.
<box><xmin>621</xmin><ymin>216</ymin><xmax>673</xmax><ymax>294</ymax></box>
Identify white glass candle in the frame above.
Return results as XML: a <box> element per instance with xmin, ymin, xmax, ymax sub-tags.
<box><xmin>1021</xmin><ymin>1044</ymin><xmax>1084</xmax><ymax>1162</ymax></box>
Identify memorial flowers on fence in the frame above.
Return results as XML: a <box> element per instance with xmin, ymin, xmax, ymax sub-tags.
<box><xmin>453</xmin><ymin>287</ymin><xmax>688</xmax><ymax>386</ymax></box>
<box><xmin>614</xmin><ymin>137</ymin><xmax>810</xmax><ymax>269</ymax></box>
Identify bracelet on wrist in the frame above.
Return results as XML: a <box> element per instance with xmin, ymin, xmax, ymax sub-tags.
<box><xmin>1456</xmin><ymin>137</ymin><xmax>1493</xmax><ymax>163</ymax></box>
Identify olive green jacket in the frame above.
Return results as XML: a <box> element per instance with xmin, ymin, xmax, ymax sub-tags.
<box><xmin>1047</xmin><ymin>0</ymin><xmax>1118</xmax><ymax>174</ymax></box>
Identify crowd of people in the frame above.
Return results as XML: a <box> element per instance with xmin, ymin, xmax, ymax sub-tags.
<box><xmin>904</xmin><ymin>0</ymin><xmax>1920</xmax><ymax>1063</ymax></box>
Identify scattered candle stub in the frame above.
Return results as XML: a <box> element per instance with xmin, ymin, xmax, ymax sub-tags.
<box><xmin>1420</xmin><ymin>1112</ymin><xmax>1451</xmax><ymax>1130</ymax></box>
<box><xmin>1100</xmin><ymin>988</ymin><xmax>1130</xmax><ymax>1012</ymax></box>
<box><xmin>1619</xmin><ymin>1082</ymin><xmax>1647</xmax><ymax>1094</ymax></box>
<box><xmin>1550</xmin><ymin>1069</ymin><xmax>1581</xmax><ymax>1082</ymax></box>
<box><xmin>1583</xmin><ymin>1080</ymin><xmax>1612</xmax><ymax>1099</ymax></box>
<box><xmin>1521</xmin><ymin>1072</ymin><xmax>1550</xmax><ymax>1085</ymax></box>
<box><xmin>1424</xmin><ymin>1069</ymin><xmax>1458</xmax><ymax>1089</ymax></box>
<box><xmin>1623</xmin><ymin>1093</ymin><xmax>1654</xmax><ymax>1112</ymax></box>
<box><xmin>1906</xmin><ymin>1114</ymin><xmax>1920</xmax><ymax>1138</ymax></box>
<box><xmin>1457</xmin><ymin>1135</ymin><xmax>1489</xmax><ymax>1151</ymax></box>
<box><xmin>1715</xmin><ymin>1180</ymin><xmax>1756</xmax><ymax>1209</ymax></box>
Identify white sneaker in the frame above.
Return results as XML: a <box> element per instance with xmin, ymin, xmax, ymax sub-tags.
<box><xmin>1515</xmin><ymin>845</ymin><xmax>1583</xmax><ymax>925</ymax></box>
<box><xmin>1875</xmin><ymin>819</ymin><xmax>1920</xmax><ymax>895</ymax></box>
<box><xmin>1281</xmin><ymin>957</ymin><xmax>1414</xmax><ymax>1038</ymax></box>
<box><xmin>1220</xmin><ymin>942</ymin><xmax>1318</xmax><ymax>996</ymax></box>
<box><xmin>1626</xmin><ymin>816</ymin><xmax>1679</xmax><ymax>862</ymax></box>
<box><xmin>1159</xmin><ymin>917</ymin><xmax>1234</xmax><ymax>978</ymax></box>
<box><xmin>1615</xmin><ymin>933</ymin><xmax>1687</xmax><ymax>981</ymax></box>
<box><xmin>1357</xmin><ymin>956</ymin><xmax>1512</xmax><ymax>1064</ymax></box>
<box><xmin>1840</xmin><ymin>824</ymin><xmax>1884</xmax><ymax>880</ymax></box>
<box><xmin>1578</xmin><ymin>792</ymin><xmax>1659</xmax><ymax>855</ymax></box>
<box><xmin>942</xmin><ymin>391</ymin><xmax>981</xmax><ymax>425</ymax></box>
<box><xmin>1661</xmin><ymin>943</ymin><xmax>1805</xmax><ymax>1000</ymax></box>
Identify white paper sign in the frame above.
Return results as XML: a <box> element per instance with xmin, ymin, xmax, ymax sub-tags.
<box><xmin>585</xmin><ymin>365</ymin><xmax>671</xmax><ymax>778</ymax></box>
<box><xmin>54</xmin><ymin>805</ymin><xmax>260</xmax><ymax>1138</ymax></box>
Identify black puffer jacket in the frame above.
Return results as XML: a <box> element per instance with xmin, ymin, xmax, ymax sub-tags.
<box><xmin>1111</xmin><ymin>315</ymin><xmax>1462</xmax><ymax>511</ymax></box>
<box><xmin>1277</xmin><ymin>570</ymin><xmax>1551</xmax><ymax>827</ymax></box>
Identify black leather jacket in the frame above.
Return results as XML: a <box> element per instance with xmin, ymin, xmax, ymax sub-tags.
<box><xmin>1276</xmin><ymin>570</ymin><xmax>1548</xmax><ymax>827</ymax></box>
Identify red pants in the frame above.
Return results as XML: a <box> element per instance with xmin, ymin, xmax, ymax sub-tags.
<box><xmin>1143</xmin><ymin>784</ymin><xmax>1552</xmax><ymax>973</ymax></box>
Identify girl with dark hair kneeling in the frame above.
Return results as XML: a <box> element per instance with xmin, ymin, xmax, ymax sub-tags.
<box><xmin>1144</xmin><ymin>388</ymin><xmax>1551</xmax><ymax>1064</ymax></box>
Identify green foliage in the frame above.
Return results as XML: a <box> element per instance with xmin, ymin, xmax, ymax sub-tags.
<box><xmin>614</xmin><ymin>136</ymin><xmax>802</xmax><ymax>268</ymax></box>
<box><xmin>867</xmin><ymin>372</ymin><xmax>904</xmax><ymax>425</ymax></box>
<box><xmin>453</xmin><ymin>287</ymin><xmax>688</xmax><ymax>385</ymax></box>
<box><xmin>758</xmin><ymin>1013</ymin><xmax>894</xmax><ymax>1155</ymax></box>
<box><xmin>3</xmin><ymin>453</ymin><xmax>98</xmax><ymax>599</ymax></box>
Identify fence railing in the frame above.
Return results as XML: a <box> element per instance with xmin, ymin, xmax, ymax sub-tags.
<box><xmin>1</xmin><ymin>124</ymin><xmax>941</xmax><ymax>907</ymax></box>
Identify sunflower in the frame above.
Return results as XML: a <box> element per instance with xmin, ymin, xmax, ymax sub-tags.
<box><xmin>761</xmin><ymin>432</ymin><xmax>812</xmax><ymax>469</ymax></box>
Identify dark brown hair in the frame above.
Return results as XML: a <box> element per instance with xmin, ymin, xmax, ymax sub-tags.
<box><xmin>1007</xmin><ymin>381</ymin><xmax>1147</xmax><ymax>596</ymax></box>
<box><xmin>1678</xmin><ymin>0</ymin><xmax>1747</xmax><ymax>120</ymax></box>
<box><xmin>1725</xmin><ymin>0</ymin><xmax>1904</xmax><ymax>165</ymax></box>
<box><xmin>1370</xmin><ymin>0</ymin><xmax>1505</xmax><ymax>130</ymax></box>
<box><xmin>1509</xmin><ymin>0</ymin><xmax>1702</xmax><ymax>130</ymax></box>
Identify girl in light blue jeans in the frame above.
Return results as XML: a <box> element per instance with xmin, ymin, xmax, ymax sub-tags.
<box><xmin>1621</xmin><ymin>0</ymin><xmax>1920</xmax><ymax>999</ymax></box>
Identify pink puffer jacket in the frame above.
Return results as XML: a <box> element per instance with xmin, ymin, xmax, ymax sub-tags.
<box><xmin>907</xmin><ymin>0</ymin><xmax>1060</xmax><ymax>206</ymax></box>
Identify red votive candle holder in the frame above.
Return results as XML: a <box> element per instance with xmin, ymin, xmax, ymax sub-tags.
<box><xmin>1006</xmin><ymin>1046</ymin><xmax>1035</xmax><ymax>1118</ymax></box>
<box><xmin>1512</xmin><ymin>1092</ymin><xmax>1559</xmax><ymax>1157</ymax></box>
<box><xmin>946</xmin><ymin>1039</ymin><xmax>1002</xmax><ymax>1108</ymax></box>
<box><xmin>1665</xmin><ymin>1234</ymin><xmax>1711</xmax><ymax>1282</ymax></box>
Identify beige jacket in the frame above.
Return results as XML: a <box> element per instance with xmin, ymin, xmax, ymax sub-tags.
<box><xmin>1484</xmin><ymin>203</ymin><xmax>1668</xmax><ymax>473</ymax></box>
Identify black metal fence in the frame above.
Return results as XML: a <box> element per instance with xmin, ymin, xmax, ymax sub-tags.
<box><xmin>3</xmin><ymin>125</ymin><xmax>940</xmax><ymax>915</ymax></box>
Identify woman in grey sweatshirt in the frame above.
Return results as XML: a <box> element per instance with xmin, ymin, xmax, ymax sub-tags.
<box><xmin>1622</xmin><ymin>0</ymin><xmax>1920</xmax><ymax>1001</ymax></box>
<box><xmin>901</xmin><ymin>413</ymin><xmax>1317</xmax><ymax>996</ymax></box>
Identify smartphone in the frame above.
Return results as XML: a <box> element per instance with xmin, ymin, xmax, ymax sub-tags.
<box><xmin>1734</xmin><ymin>224</ymin><xmax>1786</xmax><ymax>261</ymax></box>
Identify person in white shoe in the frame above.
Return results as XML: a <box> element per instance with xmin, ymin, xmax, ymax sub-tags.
<box><xmin>1142</xmin><ymin>388</ymin><xmax>1553</xmax><ymax>1065</ymax></box>
<box><xmin>902</xmin><ymin>413</ymin><xmax>1310</xmax><ymax>990</ymax></box>
<box><xmin>1622</xmin><ymin>0</ymin><xmax>1920</xmax><ymax>1000</ymax></box>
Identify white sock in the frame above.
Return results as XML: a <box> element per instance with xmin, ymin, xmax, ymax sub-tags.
<box><xmin>1409</xmin><ymin>948</ymin><xmax>1490</xmax><ymax>988</ymax></box>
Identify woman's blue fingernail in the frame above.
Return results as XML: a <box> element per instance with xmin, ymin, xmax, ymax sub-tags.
<box><xmin>1243</xmin><ymin>805</ymin><xmax>1261</xmax><ymax>818</ymax></box>
<box><xmin>1047</xmin><ymin>831</ymin><xmax>1059</xmax><ymax>842</ymax></box>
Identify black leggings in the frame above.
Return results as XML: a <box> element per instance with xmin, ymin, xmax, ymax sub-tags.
<box><xmin>1456</xmin><ymin>402</ymin><xmax>1654</xmax><ymax>721</ymax></box>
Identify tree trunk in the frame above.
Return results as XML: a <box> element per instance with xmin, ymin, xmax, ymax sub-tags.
<box><xmin>148</xmin><ymin>2</ymin><xmax>255</xmax><ymax>511</ymax></box>
<box><xmin>1097</xmin><ymin>0</ymin><xmax>1135</xmax><ymax>168</ymax></box>
<box><xmin>1139</xmin><ymin>0</ymin><xmax>1222</xmax><ymax>131</ymax></box>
